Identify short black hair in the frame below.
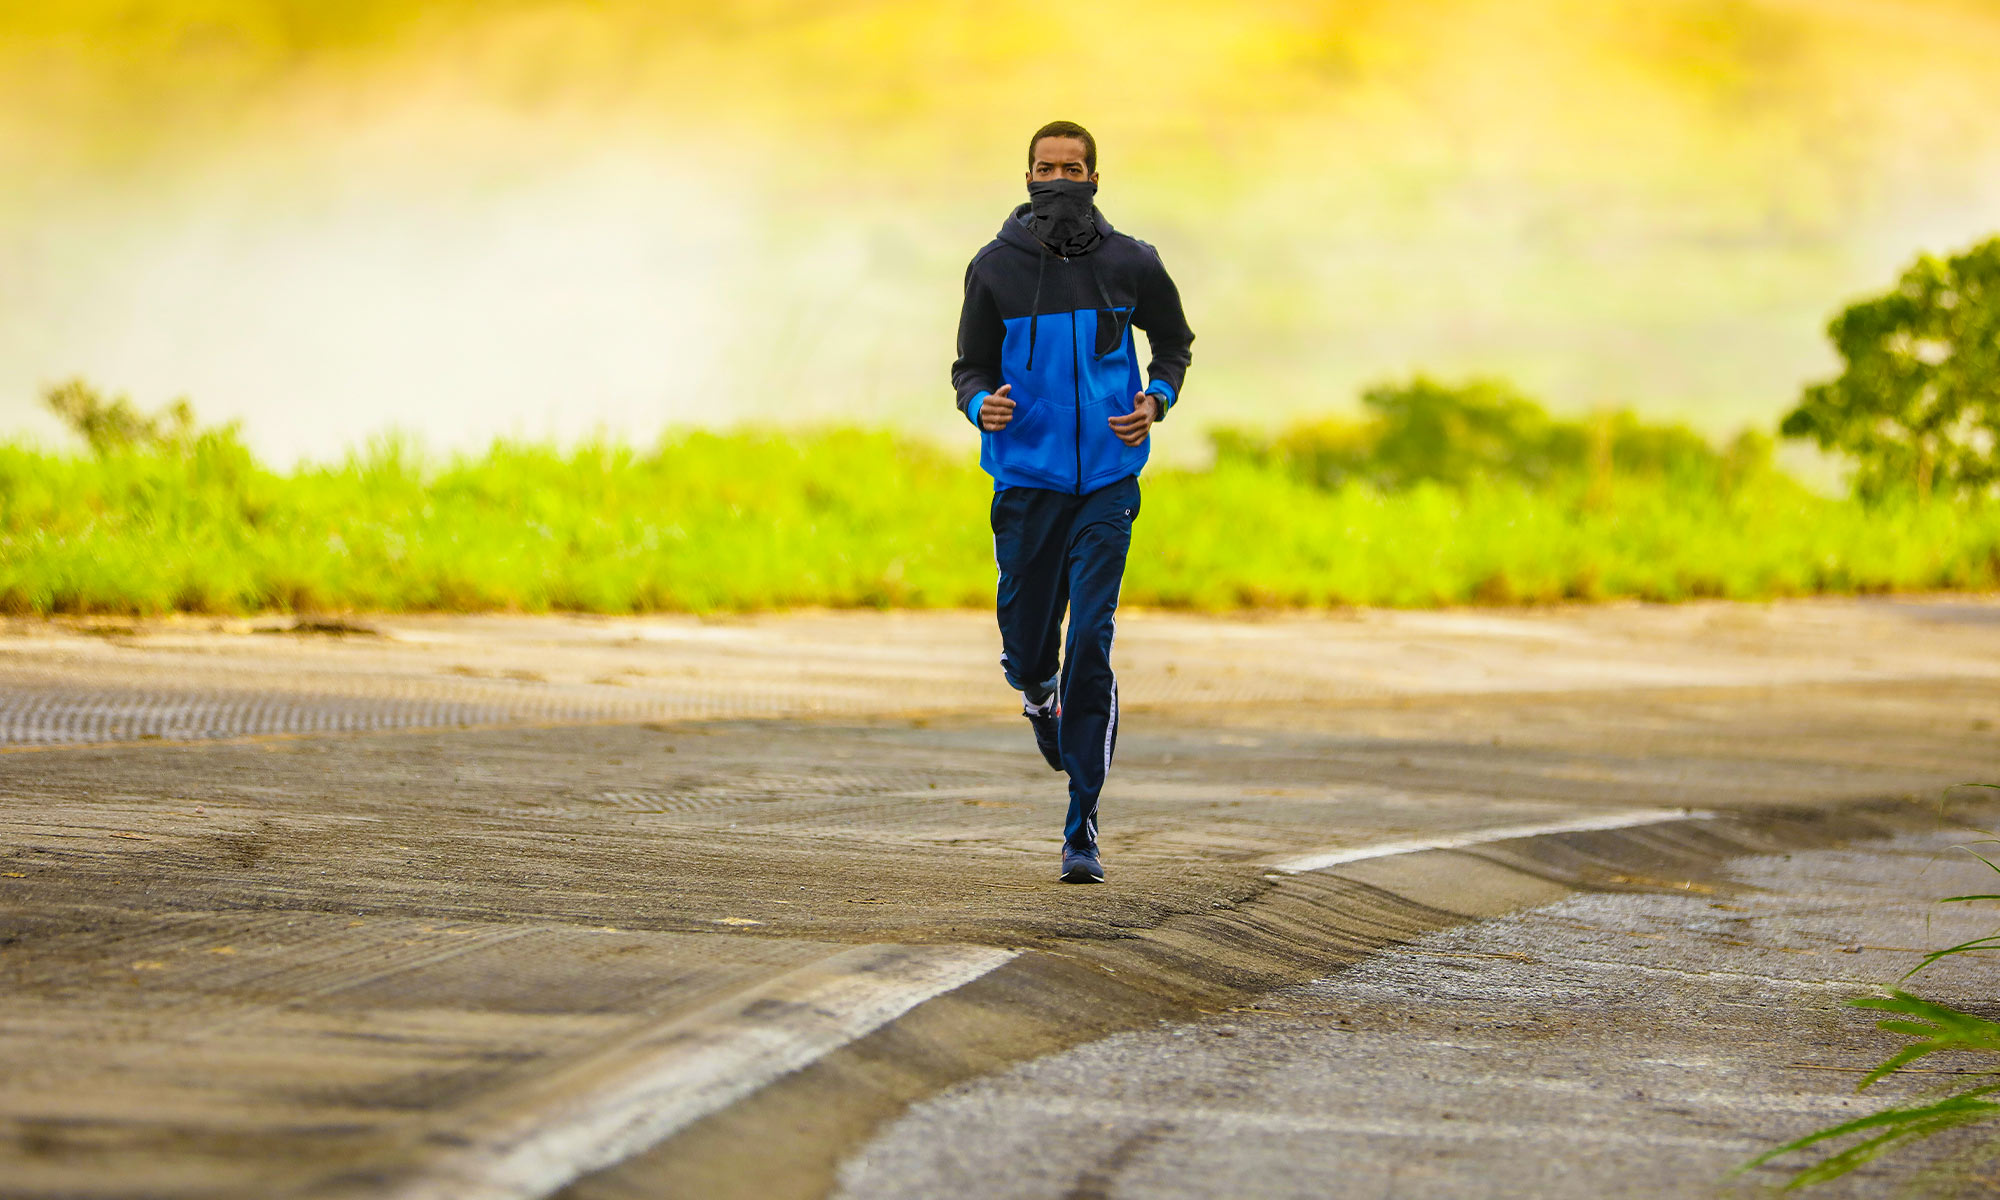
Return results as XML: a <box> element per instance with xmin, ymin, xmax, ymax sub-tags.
<box><xmin>1028</xmin><ymin>120</ymin><xmax>1096</xmax><ymax>174</ymax></box>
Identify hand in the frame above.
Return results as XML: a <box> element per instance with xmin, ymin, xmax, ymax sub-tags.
<box><xmin>1107</xmin><ymin>391</ymin><xmax>1160</xmax><ymax>446</ymax></box>
<box><xmin>979</xmin><ymin>384</ymin><xmax>1015</xmax><ymax>431</ymax></box>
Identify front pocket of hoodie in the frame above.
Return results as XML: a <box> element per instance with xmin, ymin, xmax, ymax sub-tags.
<box><xmin>1093</xmin><ymin>307</ymin><xmax>1133</xmax><ymax>359</ymax></box>
<box><xmin>989</xmin><ymin>393</ymin><xmax>1063</xmax><ymax>479</ymax></box>
<box><xmin>1080</xmin><ymin>392</ymin><xmax>1150</xmax><ymax>485</ymax></box>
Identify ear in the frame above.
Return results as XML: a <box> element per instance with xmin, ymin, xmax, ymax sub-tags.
<box><xmin>1089</xmin><ymin>171</ymin><xmax>1100</xmax><ymax>184</ymax></box>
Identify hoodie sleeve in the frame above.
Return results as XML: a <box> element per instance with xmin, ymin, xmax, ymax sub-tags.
<box><xmin>951</xmin><ymin>251</ymin><xmax>1003</xmax><ymax>427</ymax></box>
<box><xmin>1132</xmin><ymin>245</ymin><xmax>1194</xmax><ymax>419</ymax></box>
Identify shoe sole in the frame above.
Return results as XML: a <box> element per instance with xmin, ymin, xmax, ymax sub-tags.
<box><xmin>1027</xmin><ymin>719</ymin><xmax>1063</xmax><ymax>772</ymax></box>
<box><xmin>1059</xmin><ymin>868</ymin><xmax>1104</xmax><ymax>884</ymax></box>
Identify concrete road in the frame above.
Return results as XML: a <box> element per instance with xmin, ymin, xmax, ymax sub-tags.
<box><xmin>2</xmin><ymin>599</ymin><xmax>1999</xmax><ymax>1198</ymax></box>
<box><xmin>835</xmin><ymin>827</ymin><xmax>2000</xmax><ymax>1199</ymax></box>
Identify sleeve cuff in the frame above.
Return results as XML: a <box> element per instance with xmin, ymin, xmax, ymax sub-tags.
<box><xmin>965</xmin><ymin>390</ymin><xmax>991</xmax><ymax>428</ymax></box>
<box><xmin>1145</xmin><ymin>379</ymin><xmax>1176</xmax><ymax>418</ymax></box>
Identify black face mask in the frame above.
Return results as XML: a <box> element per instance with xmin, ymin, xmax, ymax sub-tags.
<box><xmin>1025</xmin><ymin>178</ymin><xmax>1101</xmax><ymax>256</ymax></box>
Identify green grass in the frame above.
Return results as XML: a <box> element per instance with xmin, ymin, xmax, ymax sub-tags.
<box><xmin>4</xmin><ymin>426</ymin><xmax>2000</xmax><ymax>616</ymax></box>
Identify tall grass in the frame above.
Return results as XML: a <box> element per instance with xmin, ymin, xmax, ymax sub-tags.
<box><xmin>3</xmin><ymin>426</ymin><xmax>1999</xmax><ymax>616</ymax></box>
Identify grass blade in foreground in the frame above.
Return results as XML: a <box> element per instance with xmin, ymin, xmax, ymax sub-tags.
<box><xmin>1741</xmin><ymin>1090</ymin><xmax>2000</xmax><ymax>1191</ymax></box>
<box><xmin>1739</xmin><ymin>829</ymin><xmax>2000</xmax><ymax>1190</ymax></box>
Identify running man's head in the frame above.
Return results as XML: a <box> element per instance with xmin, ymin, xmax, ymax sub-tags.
<box><xmin>1027</xmin><ymin>120</ymin><xmax>1098</xmax><ymax>186</ymax></box>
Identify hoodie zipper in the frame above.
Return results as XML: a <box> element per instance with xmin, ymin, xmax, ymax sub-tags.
<box><xmin>1065</xmin><ymin>257</ymin><xmax>1082</xmax><ymax>494</ymax></box>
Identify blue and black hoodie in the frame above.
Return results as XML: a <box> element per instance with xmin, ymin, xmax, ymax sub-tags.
<box><xmin>952</xmin><ymin>203</ymin><xmax>1195</xmax><ymax>493</ymax></box>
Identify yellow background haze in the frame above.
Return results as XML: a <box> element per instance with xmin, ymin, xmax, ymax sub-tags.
<box><xmin>4</xmin><ymin>0</ymin><xmax>1999</xmax><ymax>461</ymax></box>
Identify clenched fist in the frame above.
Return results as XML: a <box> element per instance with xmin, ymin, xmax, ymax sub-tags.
<box><xmin>1107</xmin><ymin>391</ymin><xmax>1160</xmax><ymax>446</ymax></box>
<box><xmin>979</xmin><ymin>384</ymin><xmax>1016</xmax><ymax>431</ymax></box>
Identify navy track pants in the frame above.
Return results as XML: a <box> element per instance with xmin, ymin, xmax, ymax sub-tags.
<box><xmin>990</xmin><ymin>474</ymin><xmax>1140</xmax><ymax>853</ymax></box>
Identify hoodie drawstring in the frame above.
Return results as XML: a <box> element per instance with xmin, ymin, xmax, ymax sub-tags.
<box><xmin>1021</xmin><ymin>214</ymin><xmax>1123</xmax><ymax>372</ymax></box>
<box><xmin>1027</xmin><ymin>247</ymin><xmax>1128</xmax><ymax>371</ymax></box>
<box><xmin>1025</xmin><ymin>248</ymin><xmax>1047</xmax><ymax>371</ymax></box>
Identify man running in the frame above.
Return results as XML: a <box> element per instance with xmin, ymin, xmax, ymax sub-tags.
<box><xmin>950</xmin><ymin>119</ymin><xmax>1195</xmax><ymax>884</ymax></box>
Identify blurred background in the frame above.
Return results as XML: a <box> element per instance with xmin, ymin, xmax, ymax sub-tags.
<box><xmin>7</xmin><ymin>0</ymin><xmax>2000</xmax><ymax>465</ymax></box>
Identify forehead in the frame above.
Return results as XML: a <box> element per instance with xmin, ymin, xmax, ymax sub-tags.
<box><xmin>1031</xmin><ymin>136</ymin><xmax>1090</xmax><ymax>164</ymax></box>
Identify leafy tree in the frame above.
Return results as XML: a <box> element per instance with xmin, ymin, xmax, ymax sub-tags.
<box><xmin>1782</xmin><ymin>236</ymin><xmax>2000</xmax><ymax>500</ymax></box>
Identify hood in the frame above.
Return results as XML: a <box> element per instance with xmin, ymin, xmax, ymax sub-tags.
<box><xmin>995</xmin><ymin>202</ymin><xmax>1126</xmax><ymax>373</ymax></box>
<box><xmin>998</xmin><ymin>201</ymin><xmax>1115</xmax><ymax>256</ymax></box>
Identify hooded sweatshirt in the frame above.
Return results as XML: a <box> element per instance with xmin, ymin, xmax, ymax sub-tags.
<box><xmin>952</xmin><ymin>202</ymin><xmax>1195</xmax><ymax>493</ymax></box>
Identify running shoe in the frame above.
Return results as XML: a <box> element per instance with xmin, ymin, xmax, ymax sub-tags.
<box><xmin>1024</xmin><ymin>697</ymin><xmax>1063</xmax><ymax>772</ymax></box>
<box><xmin>1060</xmin><ymin>844</ymin><xmax>1104</xmax><ymax>884</ymax></box>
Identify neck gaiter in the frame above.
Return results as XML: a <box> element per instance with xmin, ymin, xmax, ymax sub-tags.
<box><xmin>1025</xmin><ymin>179</ymin><xmax>1101</xmax><ymax>256</ymax></box>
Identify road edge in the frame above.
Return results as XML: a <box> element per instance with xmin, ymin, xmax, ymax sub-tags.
<box><xmin>543</xmin><ymin>791</ymin><xmax>1995</xmax><ymax>1200</ymax></box>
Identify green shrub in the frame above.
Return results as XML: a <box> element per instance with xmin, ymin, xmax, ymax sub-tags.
<box><xmin>42</xmin><ymin>377</ymin><xmax>206</xmax><ymax>456</ymax></box>
<box><xmin>3</xmin><ymin>419</ymin><xmax>1996</xmax><ymax>616</ymax></box>
<box><xmin>1210</xmin><ymin>375</ymin><xmax>1757</xmax><ymax>493</ymax></box>
<box><xmin>5</xmin><ymin>376</ymin><xmax>1997</xmax><ymax>616</ymax></box>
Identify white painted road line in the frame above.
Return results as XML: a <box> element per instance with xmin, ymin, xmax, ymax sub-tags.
<box><xmin>372</xmin><ymin>942</ymin><xmax>1017</xmax><ymax>1200</ymax></box>
<box><xmin>371</xmin><ymin>809</ymin><xmax>1716</xmax><ymax>1200</ymax></box>
<box><xmin>1267</xmin><ymin>808</ymin><xmax>1712</xmax><ymax>875</ymax></box>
